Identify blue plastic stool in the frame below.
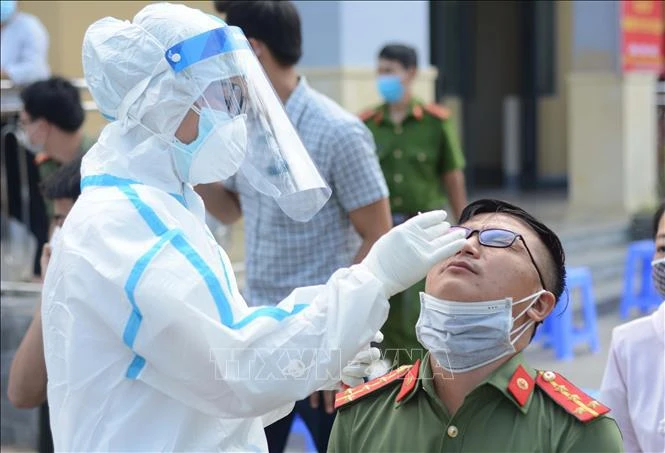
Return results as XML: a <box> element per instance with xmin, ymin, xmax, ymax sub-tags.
<box><xmin>288</xmin><ymin>413</ymin><xmax>317</xmax><ymax>453</ymax></box>
<box><xmin>535</xmin><ymin>267</ymin><xmax>600</xmax><ymax>361</ymax></box>
<box><xmin>620</xmin><ymin>240</ymin><xmax>661</xmax><ymax>319</ymax></box>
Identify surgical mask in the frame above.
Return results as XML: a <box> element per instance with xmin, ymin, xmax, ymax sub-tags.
<box><xmin>416</xmin><ymin>289</ymin><xmax>546</xmax><ymax>373</ymax></box>
<box><xmin>0</xmin><ymin>0</ymin><xmax>16</xmax><ymax>24</ymax></box>
<box><xmin>14</xmin><ymin>128</ymin><xmax>43</xmax><ymax>155</ymax></box>
<box><xmin>652</xmin><ymin>257</ymin><xmax>665</xmax><ymax>298</ymax></box>
<box><xmin>377</xmin><ymin>75</ymin><xmax>404</xmax><ymax>104</ymax></box>
<box><xmin>172</xmin><ymin>107</ymin><xmax>248</xmax><ymax>185</ymax></box>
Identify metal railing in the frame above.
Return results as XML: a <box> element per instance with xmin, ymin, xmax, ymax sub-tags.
<box><xmin>1</xmin><ymin>78</ymin><xmax>98</xmax><ymax>116</ymax></box>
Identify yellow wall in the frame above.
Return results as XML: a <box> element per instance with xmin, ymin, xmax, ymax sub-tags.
<box><xmin>301</xmin><ymin>66</ymin><xmax>438</xmax><ymax>114</ymax></box>
<box><xmin>18</xmin><ymin>0</ymin><xmax>216</xmax><ymax>137</ymax></box>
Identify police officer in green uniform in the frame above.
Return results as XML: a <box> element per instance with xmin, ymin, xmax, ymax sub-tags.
<box><xmin>19</xmin><ymin>77</ymin><xmax>95</xmax><ymax>218</ymax></box>
<box><xmin>360</xmin><ymin>44</ymin><xmax>468</xmax><ymax>366</ymax></box>
<box><xmin>329</xmin><ymin>199</ymin><xmax>623</xmax><ymax>453</ymax></box>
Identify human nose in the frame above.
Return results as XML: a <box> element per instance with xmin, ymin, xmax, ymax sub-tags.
<box><xmin>456</xmin><ymin>234</ymin><xmax>480</xmax><ymax>258</ymax></box>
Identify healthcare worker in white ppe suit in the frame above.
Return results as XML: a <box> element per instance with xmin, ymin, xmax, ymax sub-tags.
<box><xmin>40</xmin><ymin>3</ymin><xmax>467</xmax><ymax>451</ymax></box>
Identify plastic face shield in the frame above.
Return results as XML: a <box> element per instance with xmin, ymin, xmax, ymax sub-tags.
<box><xmin>165</xmin><ymin>26</ymin><xmax>331</xmax><ymax>222</ymax></box>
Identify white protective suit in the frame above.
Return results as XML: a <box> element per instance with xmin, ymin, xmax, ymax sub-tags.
<box><xmin>41</xmin><ymin>4</ymin><xmax>466</xmax><ymax>451</ymax></box>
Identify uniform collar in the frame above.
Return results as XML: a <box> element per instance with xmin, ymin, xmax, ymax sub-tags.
<box><xmin>377</xmin><ymin>97</ymin><xmax>425</xmax><ymax>125</ymax></box>
<box><xmin>403</xmin><ymin>352</ymin><xmax>537</xmax><ymax>414</ymax></box>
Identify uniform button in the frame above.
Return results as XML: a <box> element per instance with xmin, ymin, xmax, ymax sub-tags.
<box><xmin>394</xmin><ymin>197</ymin><xmax>403</xmax><ymax>207</ymax></box>
<box><xmin>394</xmin><ymin>124</ymin><xmax>403</xmax><ymax>135</ymax></box>
<box><xmin>393</xmin><ymin>149</ymin><xmax>403</xmax><ymax>159</ymax></box>
<box><xmin>543</xmin><ymin>371</ymin><xmax>556</xmax><ymax>382</ymax></box>
<box><xmin>417</xmin><ymin>152</ymin><xmax>427</xmax><ymax>162</ymax></box>
<box><xmin>394</xmin><ymin>173</ymin><xmax>404</xmax><ymax>183</ymax></box>
<box><xmin>447</xmin><ymin>425</ymin><xmax>458</xmax><ymax>438</ymax></box>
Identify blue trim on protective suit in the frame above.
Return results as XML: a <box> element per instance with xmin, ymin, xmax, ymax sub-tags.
<box><xmin>82</xmin><ymin>174</ymin><xmax>308</xmax><ymax>378</ymax></box>
<box><xmin>81</xmin><ymin>175</ymin><xmax>186</xmax><ymax>207</ymax></box>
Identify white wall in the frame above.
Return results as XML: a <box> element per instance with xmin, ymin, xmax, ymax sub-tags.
<box><xmin>294</xmin><ymin>0</ymin><xmax>429</xmax><ymax>69</ymax></box>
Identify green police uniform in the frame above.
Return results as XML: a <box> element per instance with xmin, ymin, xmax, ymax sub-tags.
<box><xmin>360</xmin><ymin>100</ymin><xmax>465</xmax><ymax>366</ymax></box>
<box><xmin>35</xmin><ymin>134</ymin><xmax>96</xmax><ymax>218</ymax></box>
<box><xmin>329</xmin><ymin>353</ymin><xmax>623</xmax><ymax>453</ymax></box>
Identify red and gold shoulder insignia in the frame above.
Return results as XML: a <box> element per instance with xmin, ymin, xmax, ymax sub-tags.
<box><xmin>359</xmin><ymin>108</ymin><xmax>381</xmax><ymax>123</ymax></box>
<box><xmin>423</xmin><ymin>103</ymin><xmax>450</xmax><ymax>120</ymax></box>
<box><xmin>396</xmin><ymin>359</ymin><xmax>420</xmax><ymax>402</ymax></box>
<box><xmin>334</xmin><ymin>364</ymin><xmax>412</xmax><ymax>410</ymax></box>
<box><xmin>34</xmin><ymin>152</ymin><xmax>51</xmax><ymax>166</ymax></box>
<box><xmin>536</xmin><ymin>370</ymin><xmax>609</xmax><ymax>423</ymax></box>
<box><xmin>507</xmin><ymin>364</ymin><xmax>534</xmax><ymax>407</ymax></box>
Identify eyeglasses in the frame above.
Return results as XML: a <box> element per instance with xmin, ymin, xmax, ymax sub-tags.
<box><xmin>451</xmin><ymin>226</ymin><xmax>547</xmax><ymax>291</ymax></box>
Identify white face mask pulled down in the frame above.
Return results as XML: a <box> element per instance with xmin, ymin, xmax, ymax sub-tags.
<box><xmin>416</xmin><ymin>289</ymin><xmax>546</xmax><ymax>373</ymax></box>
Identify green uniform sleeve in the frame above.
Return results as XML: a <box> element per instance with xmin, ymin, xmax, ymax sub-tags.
<box><xmin>439</xmin><ymin>118</ymin><xmax>465</xmax><ymax>174</ymax></box>
<box><xmin>327</xmin><ymin>410</ymin><xmax>351</xmax><ymax>452</ymax></box>
<box><xmin>559</xmin><ymin>417</ymin><xmax>624</xmax><ymax>453</ymax></box>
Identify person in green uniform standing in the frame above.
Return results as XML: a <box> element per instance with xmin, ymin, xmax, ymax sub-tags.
<box><xmin>360</xmin><ymin>44</ymin><xmax>468</xmax><ymax>366</ymax></box>
<box><xmin>329</xmin><ymin>199</ymin><xmax>623</xmax><ymax>453</ymax></box>
<box><xmin>18</xmin><ymin>76</ymin><xmax>95</xmax><ymax>192</ymax></box>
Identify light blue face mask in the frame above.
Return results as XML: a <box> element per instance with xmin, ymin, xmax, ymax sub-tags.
<box><xmin>172</xmin><ymin>107</ymin><xmax>248</xmax><ymax>185</ymax></box>
<box><xmin>416</xmin><ymin>290</ymin><xmax>545</xmax><ymax>373</ymax></box>
<box><xmin>376</xmin><ymin>75</ymin><xmax>404</xmax><ymax>104</ymax></box>
<box><xmin>0</xmin><ymin>0</ymin><xmax>16</xmax><ymax>24</ymax></box>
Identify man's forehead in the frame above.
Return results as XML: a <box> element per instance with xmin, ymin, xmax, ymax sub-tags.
<box><xmin>461</xmin><ymin>212</ymin><xmax>536</xmax><ymax>238</ymax></box>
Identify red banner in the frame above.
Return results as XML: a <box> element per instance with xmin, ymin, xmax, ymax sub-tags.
<box><xmin>620</xmin><ymin>0</ymin><xmax>664</xmax><ymax>72</ymax></box>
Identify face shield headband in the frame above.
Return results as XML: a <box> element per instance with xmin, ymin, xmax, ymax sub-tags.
<box><xmin>163</xmin><ymin>26</ymin><xmax>331</xmax><ymax>222</ymax></box>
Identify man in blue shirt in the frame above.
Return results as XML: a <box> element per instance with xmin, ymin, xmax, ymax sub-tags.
<box><xmin>200</xmin><ymin>2</ymin><xmax>391</xmax><ymax>451</ymax></box>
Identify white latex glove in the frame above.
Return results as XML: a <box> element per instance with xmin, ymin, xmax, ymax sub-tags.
<box><xmin>340</xmin><ymin>331</ymin><xmax>384</xmax><ymax>388</ymax></box>
<box><xmin>359</xmin><ymin>210</ymin><xmax>467</xmax><ymax>297</ymax></box>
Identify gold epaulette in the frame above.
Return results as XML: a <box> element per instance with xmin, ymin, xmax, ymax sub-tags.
<box><xmin>536</xmin><ymin>370</ymin><xmax>610</xmax><ymax>423</ymax></box>
<box><xmin>358</xmin><ymin>108</ymin><xmax>377</xmax><ymax>122</ymax></box>
<box><xmin>423</xmin><ymin>103</ymin><xmax>450</xmax><ymax>120</ymax></box>
<box><xmin>334</xmin><ymin>364</ymin><xmax>412</xmax><ymax>410</ymax></box>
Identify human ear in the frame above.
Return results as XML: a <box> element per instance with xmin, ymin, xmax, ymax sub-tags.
<box><xmin>527</xmin><ymin>291</ymin><xmax>556</xmax><ymax>322</ymax></box>
<box><xmin>248</xmin><ymin>38</ymin><xmax>262</xmax><ymax>58</ymax></box>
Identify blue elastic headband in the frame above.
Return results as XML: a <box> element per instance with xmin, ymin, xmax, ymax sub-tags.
<box><xmin>164</xmin><ymin>26</ymin><xmax>251</xmax><ymax>73</ymax></box>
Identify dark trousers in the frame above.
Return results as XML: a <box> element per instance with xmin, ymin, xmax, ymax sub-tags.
<box><xmin>39</xmin><ymin>402</ymin><xmax>54</xmax><ymax>453</ymax></box>
<box><xmin>264</xmin><ymin>399</ymin><xmax>336</xmax><ymax>453</ymax></box>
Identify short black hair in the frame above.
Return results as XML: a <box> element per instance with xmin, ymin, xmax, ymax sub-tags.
<box><xmin>20</xmin><ymin>76</ymin><xmax>84</xmax><ymax>132</ymax></box>
<box><xmin>378</xmin><ymin>44</ymin><xmax>418</xmax><ymax>70</ymax></box>
<box><xmin>459</xmin><ymin>199</ymin><xmax>567</xmax><ymax>301</ymax></box>
<box><xmin>41</xmin><ymin>156</ymin><xmax>83</xmax><ymax>201</ymax></box>
<box><xmin>655</xmin><ymin>200</ymin><xmax>665</xmax><ymax>238</ymax></box>
<box><xmin>225</xmin><ymin>1</ymin><xmax>302</xmax><ymax>67</ymax></box>
<box><xmin>213</xmin><ymin>0</ymin><xmax>230</xmax><ymax>13</ymax></box>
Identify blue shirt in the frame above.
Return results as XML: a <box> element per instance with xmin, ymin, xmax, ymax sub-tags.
<box><xmin>1</xmin><ymin>11</ymin><xmax>50</xmax><ymax>85</ymax></box>
<box><xmin>224</xmin><ymin>77</ymin><xmax>388</xmax><ymax>306</ymax></box>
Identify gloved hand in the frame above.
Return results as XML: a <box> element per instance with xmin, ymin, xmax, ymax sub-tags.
<box><xmin>340</xmin><ymin>331</ymin><xmax>384</xmax><ymax>387</ymax></box>
<box><xmin>360</xmin><ymin>210</ymin><xmax>467</xmax><ymax>297</ymax></box>
<box><xmin>318</xmin><ymin>331</ymin><xmax>384</xmax><ymax>393</ymax></box>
